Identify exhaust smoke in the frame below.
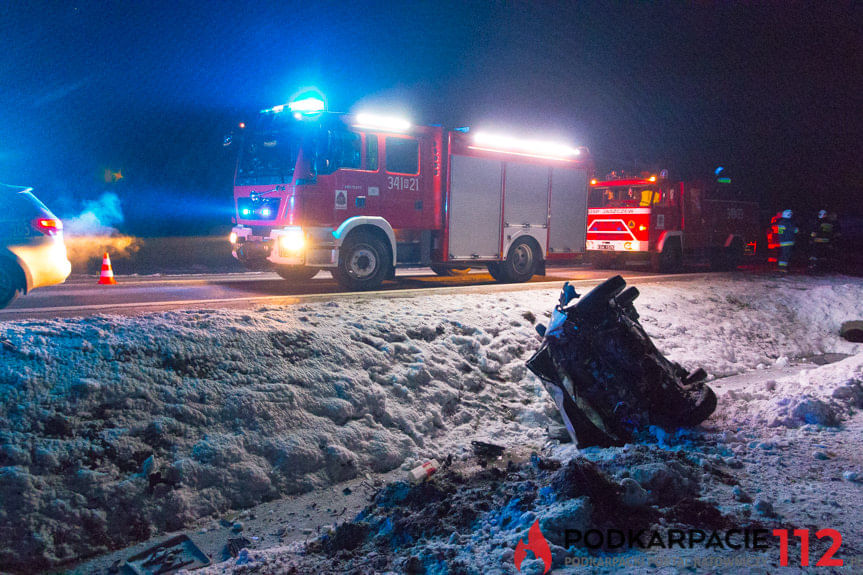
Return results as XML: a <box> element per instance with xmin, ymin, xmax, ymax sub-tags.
<box><xmin>62</xmin><ymin>193</ymin><xmax>139</xmax><ymax>270</ymax></box>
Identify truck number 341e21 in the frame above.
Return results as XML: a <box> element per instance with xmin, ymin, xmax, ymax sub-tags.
<box><xmin>387</xmin><ymin>176</ymin><xmax>419</xmax><ymax>191</ymax></box>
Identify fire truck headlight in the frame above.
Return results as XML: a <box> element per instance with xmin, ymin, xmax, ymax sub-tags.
<box><xmin>639</xmin><ymin>225</ymin><xmax>647</xmax><ymax>231</ymax></box>
<box><xmin>279</xmin><ymin>230</ymin><xmax>305</xmax><ymax>253</ymax></box>
<box><xmin>229</xmin><ymin>232</ymin><xmax>238</xmax><ymax>244</ymax></box>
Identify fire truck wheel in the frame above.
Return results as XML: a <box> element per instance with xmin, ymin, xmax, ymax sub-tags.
<box><xmin>710</xmin><ymin>238</ymin><xmax>745</xmax><ymax>271</ymax></box>
<box><xmin>709</xmin><ymin>248</ymin><xmax>726</xmax><ymax>271</ymax></box>
<box><xmin>333</xmin><ymin>232</ymin><xmax>391</xmax><ymax>290</ymax></box>
<box><xmin>274</xmin><ymin>265</ymin><xmax>319</xmax><ymax>282</ymax></box>
<box><xmin>496</xmin><ymin>237</ymin><xmax>539</xmax><ymax>283</ymax></box>
<box><xmin>651</xmin><ymin>240</ymin><xmax>682</xmax><ymax>273</ymax></box>
<box><xmin>725</xmin><ymin>238</ymin><xmax>745</xmax><ymax>270</ymax></box>
<box><xmin>430</xmin><ymin>264</ymin><xmax>471</xmax><ymax>277</ymax></box>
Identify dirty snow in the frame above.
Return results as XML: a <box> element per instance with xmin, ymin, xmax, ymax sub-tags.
<box><xmin>1</xmin><ymin>273</ymin><xmax>862</xmax><ymax>573</ymax></box>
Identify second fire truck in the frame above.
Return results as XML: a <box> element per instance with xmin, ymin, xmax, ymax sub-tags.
<box><xmin>229</xmin><ymin>96</ymin><xmax>593</xmax><ymax>290</ymax></box>
<box><xmin>585</xmin><ymin>172</ymin><xmax>759</xmax><ymax>272</ymax></box>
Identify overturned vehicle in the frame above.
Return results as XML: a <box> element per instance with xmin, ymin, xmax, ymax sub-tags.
<box><xmin>527</xmin><ymin>275</ymin><xmax>717</xmax><ymax>448</ymax></box>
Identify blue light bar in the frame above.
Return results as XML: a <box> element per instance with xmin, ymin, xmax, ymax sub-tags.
<box><xmin>289</xmin><ymin>97</ymin><xmax>326</xmax><ymax>114</ymax></box>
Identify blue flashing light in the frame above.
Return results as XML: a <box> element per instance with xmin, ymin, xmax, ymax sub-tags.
<box><xmin>241</xmin><ymin>208</ymin><xmax>251</xmax><ymax>216</ymax></box>
<box><xmin>289</xmin><ymin>97</ymin><xmax>326</xmax><ymax>114</ymax></box>
<box><xmin>261</xmin><ymin>207</ymin><xmax>272</xmax><ymax>217</ymax></box>
<box><xmin>714</xmin><ymin>166</ymin><xmax>725</xmax><ymax>175</ymax></box>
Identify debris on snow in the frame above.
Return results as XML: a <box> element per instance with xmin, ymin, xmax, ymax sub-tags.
<box><xmin>406</xmin><ymin>459</ymin><xmax>440</xmax><ymax>483</ymax></box>
<box><xmin>123</xmin><ymin>534</ymin><xmax>210</xmax><ymax>574</ymax></box>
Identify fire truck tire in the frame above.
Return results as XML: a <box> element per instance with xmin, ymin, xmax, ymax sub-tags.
<box><xmin>274</xmin><ymin>265</ymin><xmax>319</xmax><ymax>282</ymax></box>
<box><xmin>651</xmin><ymin>240</ymin><xmax>682</xmax><ymax>273</ymax></box>
<box><xmin>710</xmin><ymin>238</ymin><xmax>744</xmax><ymax>271</ymax></box>
<box><xmin>726</xmin><ymin>238</ymin><xmax>745</xmax><ymax>270</ymax></box>
<box><xmin>709</xmin><ymin>248</ymin><xmax>726</xmax><ymax>271</ymax></box>
<box><xmin>430</xmin><ymin>264</ymin><xmax>471</xmax><ymax>277</ymax></box>
<box><xmin>495</xmin><ymin>237</ymin><xmax>539</xmax><ymax>283</ymax></box>
<box><xmin>332</xmin><ymin>232</ymin><xmax>391</xmax><ymax>291</ymax></box>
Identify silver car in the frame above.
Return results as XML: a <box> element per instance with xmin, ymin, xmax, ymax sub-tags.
<box><xmin>0</xmin><ymin>184</ymin><xmax>72</xmax><ymax>308</ymax></box>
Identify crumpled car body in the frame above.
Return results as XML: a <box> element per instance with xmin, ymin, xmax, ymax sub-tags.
<box><xmin>526</xmin><ymin>275</ymin><xmax>717</xmax><ymax>448</ymax></box>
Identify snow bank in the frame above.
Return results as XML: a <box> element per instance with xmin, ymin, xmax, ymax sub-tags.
<box><xmin>634</xmin><ymin>276</ymin><xmax>862</xmax><ymax>377</ymax></box>
<box><xmin>1</xmin><ymin>274</ymin><xmax>862</xmax><ymax>571</ymax></box>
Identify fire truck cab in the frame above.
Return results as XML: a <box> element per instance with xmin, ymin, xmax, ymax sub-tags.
<box><xmin>229</xmin><ymin>97</ymin><xmax>592</xmax><ymax>290</ymax></box>
<box><xmin>586</xmin><ymin>172</ymin><xmax>759</xmax><ymax>272</ymax></box>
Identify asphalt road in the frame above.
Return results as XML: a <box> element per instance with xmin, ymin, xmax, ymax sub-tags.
<box><xmin>0</xmin><ymin>265</ymin><xmax>724</xmax><ymax>320</ymax></box>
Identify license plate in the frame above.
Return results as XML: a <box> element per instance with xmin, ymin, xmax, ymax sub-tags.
<box><xmin>597</xmin><ymin>243</ymin><xmax>615</xmax><ymax>251</ymax></box>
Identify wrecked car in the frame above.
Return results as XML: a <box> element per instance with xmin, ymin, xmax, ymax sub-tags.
<box><xmin>527</xmin><ymin>275</ymin><xmax>717</xmax><ymax>448</ymax></box>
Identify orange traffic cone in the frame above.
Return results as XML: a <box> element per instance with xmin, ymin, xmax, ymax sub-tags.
<box><xmin>98</xmin><ymin>252</ymin><xmax>117</xmax><ymax>285</ymax></box>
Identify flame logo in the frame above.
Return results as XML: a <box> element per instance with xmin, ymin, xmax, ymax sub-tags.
<box><xmin>514</xmin><ymin>519</ymin><xmax>552</xmax><ymax>573</ymax></box>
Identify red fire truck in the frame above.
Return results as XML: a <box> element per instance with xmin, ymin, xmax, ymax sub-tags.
<box><xmin>585</xmin><ymin>172</ymin><xmax>759</xmax><ymax>272</ymax></box>
<box><xmin>229</xmin><ymin>96</ymin><xmax>593</xmax><ymax>290</ymax></box>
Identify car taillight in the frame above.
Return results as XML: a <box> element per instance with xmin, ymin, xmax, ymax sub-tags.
<box><xmin>32</xmin><ymin>218</ymin><xmax>63</xmax><ymax>236</ymax></box>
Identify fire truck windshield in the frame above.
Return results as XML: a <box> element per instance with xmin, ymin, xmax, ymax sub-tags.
<box><xmin>236</xmin><ymin>115</ymin><xmax>306</xmax><ymax>186</ymax></box>
<box><xmin>236</xmin><ymin>113</ymin><xmax>363</xmax><ymax>185</ymax></box>
<box><xmin>589</xmin><ymin>185</ymin><xmax>657</xmax><ymax>208</ymax></box>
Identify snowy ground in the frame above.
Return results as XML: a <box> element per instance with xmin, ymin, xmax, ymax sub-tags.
<box><xmin>1</xmin><ymin>273</ymin><xmax>862</xmax><ymax>574</ymax></box>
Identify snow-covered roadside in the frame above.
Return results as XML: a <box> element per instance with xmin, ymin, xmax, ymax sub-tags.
<box><xmin>1</xmin><ymin>274</ymin><xmax>862</xmax><ymax>573</ymax></box>
<box><xmin>188</xmin><ymin>276</ymin><xmax>863</xmax><ymax>575</ymax></box>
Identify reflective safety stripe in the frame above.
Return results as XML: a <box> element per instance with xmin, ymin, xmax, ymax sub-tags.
<box><xmin>779</xmin><ymin>241</ymin><xmax>795</xmax><ymax>247</ymax></box>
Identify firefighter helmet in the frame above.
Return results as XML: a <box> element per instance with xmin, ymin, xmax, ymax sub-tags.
<box><xmin>782</xmin><ymin>209</ymin><xmax>793</xmax><ymax>219</ymax></box>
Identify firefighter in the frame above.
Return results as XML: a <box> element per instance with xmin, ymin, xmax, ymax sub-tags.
<box><xmin>773</xmin><ymin>209</ymin><xmax>798</xmax><ymax>273</ymax></box>
<box><xmin>808</xmin><ymin>210</ymin><xmax>840</xmax><ymax>273</ymax></box>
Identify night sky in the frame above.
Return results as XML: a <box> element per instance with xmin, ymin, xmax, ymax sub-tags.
<box><xmin>1</xmin><ymin>2</ymin><xmax>861</xmax><ymax>234</ymax></box>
